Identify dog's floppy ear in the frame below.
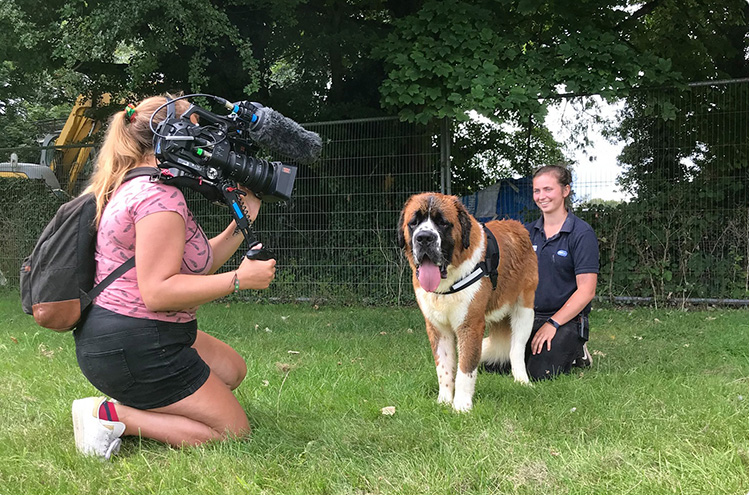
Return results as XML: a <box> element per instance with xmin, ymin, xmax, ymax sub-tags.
<box><xmin>455</xmin><ymin>198</ymin><xmax>472</xmax><ymax>249</ymax></box>
<box><xmin>396</xmin><ymin>209</ymin><xmax>406</xmax><ymax>248</ymax></box>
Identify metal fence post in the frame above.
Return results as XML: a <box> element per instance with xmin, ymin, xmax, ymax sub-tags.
<box><xmin>440</xmin><ymin>117</ymin><xmax>452</xmax><ymax>195</ymax></box>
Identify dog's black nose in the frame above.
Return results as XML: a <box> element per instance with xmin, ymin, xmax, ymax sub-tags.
<box><xmin>415</xmin><ymin>231</ymin><xmax>437</xmax><ymax>245</ymax></box>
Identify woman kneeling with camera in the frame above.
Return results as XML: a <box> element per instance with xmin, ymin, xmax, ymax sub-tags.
<box><xmin>72</xmin><ymin>95</ymin><xmax>276</xmax><ymax>459</ymax></box>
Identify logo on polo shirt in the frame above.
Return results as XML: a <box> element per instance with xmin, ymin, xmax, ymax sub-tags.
<box><xmin>556</xmin><ymin>249</ymin><xmax>568</xmax><ymax>257</ymax></box>
<box><xmin>532</xmin><ymin>245</ymin><xmax>537</xmax><ymax>252</ymax></box>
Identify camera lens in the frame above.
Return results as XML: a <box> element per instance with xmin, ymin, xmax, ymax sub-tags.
<box><xmin>227</xmin><ymin>153</ymin><xmax>273</xmax><ymax>193</ymax></box>
<box><xmin>206</xmin><ymin>136</ymin><xmax>296</xmax><ymax>202</ymax></box>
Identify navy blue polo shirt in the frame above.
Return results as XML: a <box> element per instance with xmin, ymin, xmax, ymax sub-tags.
<box><xmin>524</xmin><ymin>212</ymin><xmax>599</xmax><ymax>316</ymax></box>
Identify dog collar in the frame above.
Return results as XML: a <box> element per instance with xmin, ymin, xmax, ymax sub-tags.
<box><xmin>435</xmin><ymin>224</ymin><xmax>499</xmax><ymax>295</ymax></box>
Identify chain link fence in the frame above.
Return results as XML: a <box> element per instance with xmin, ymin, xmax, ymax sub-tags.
<box><xmin>199</xmin><ymin>117</ymin><xmax>442</xmax><ymax>304</ymax></box>
<box><xmin>574</xmin><ymin>80</ymin><xmax>748</xmax><ymax>306</ymax></box>
<box><xmin>1</xmin><ymin>80</ymin><xmax>746</xmax><ymax>306</ymax></box>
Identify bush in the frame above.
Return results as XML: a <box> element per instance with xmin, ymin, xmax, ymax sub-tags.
<box><xmin>579</xmin><ymin>191</ymin><xmax>748</xmax><ymax>304</ymax></box>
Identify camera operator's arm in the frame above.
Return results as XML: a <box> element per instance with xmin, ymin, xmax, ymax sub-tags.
<box><xmin>135</xmin><ymin>210</ymin><xmax>275</xmax><ymax>312</ymax></box>
<box><xmin>207</xmin><ymin>186</ymin><xmax>262</xmax><ymax>274</ymax></box>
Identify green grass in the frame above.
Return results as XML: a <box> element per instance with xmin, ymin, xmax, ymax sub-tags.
<box><xmin>0</xmin><ymin>290</ymin><xmax>747</xmax><ymax>494</ymax></box>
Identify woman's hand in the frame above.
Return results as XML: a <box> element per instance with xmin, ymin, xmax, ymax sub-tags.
<box><xmin>531</xmin><ymin>322</ymin><xmax>557</xmax><ymax>355</ymax></box>
<box><xmin>238</xmin><ymin>185</ymin><xmax>262</xmax><ymax>222</ymax></box>
<box><xmin>235</xmin><ymin>249</ymin><xmax>276</xmax><ymax>290</ymax></box>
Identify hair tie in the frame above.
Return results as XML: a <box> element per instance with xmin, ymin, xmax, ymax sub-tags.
<box><xmin>124</xmin><ymin>104</ymin><xmax>137</xmax><ymax>123</ymax></box>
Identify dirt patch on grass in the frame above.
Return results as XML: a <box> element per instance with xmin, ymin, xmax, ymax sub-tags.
<box><xmin>511</xmin><ymin>460</ymin><xmax>555</xmax><ymax>491</ymax></box>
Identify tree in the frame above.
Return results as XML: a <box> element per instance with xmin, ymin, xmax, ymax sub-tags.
<box><xmin>377</xmin><ymin>0</ymin><xmax>679</xmax><ymax>124</ymax></box>
<box><xmin>2</xmin><ymin>0</ymin><xmax>689</xmax><ymax>120</ymax></box>
<box><xmin>588</xmin><ymin>0</ymin><xmax>749</xmax><ymax>302</ymax></box>
<box><xmin>450</xmin><ymin>118</ymin><xmax>566</xmax><ymax>196</ymax></box>
<box><xmin>613</xmin><ymin>0</ymin><xmax>748</xmax><ymax>200</ymax></box>
<box><xmin>373</xmin><ymin>0</ymin><xmax>684</xmax><ymax>183</ymax></box>
<box><xmin>0</xmin><ymin>0</ymin><xmax>399</xmax><ymax>121</ymax></box>
<box><xmin>1</xmin><ymin>0</ymin><xmax>742</xmax><ymax>183</ymax></box>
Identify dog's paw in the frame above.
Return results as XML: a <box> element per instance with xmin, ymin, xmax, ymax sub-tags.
<box><xmin>437</xmin><ymin>389</ymin><xmax>453</xmax><ymax>405</ymax></box>
<box><xmin>511</xmin><ymin>369</ymin><xmax>531</xmax><ymax>384</ymax></box>
<box><xmin>452</xmin><ymin>395</ymin><xmax>473</xmax><ymax>412</ymax></box>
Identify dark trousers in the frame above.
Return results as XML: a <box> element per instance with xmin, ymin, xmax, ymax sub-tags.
<box><xmin>525</xmin><ymin>314</ymin><xmax>588</xmax><ymax>381</ymax></box>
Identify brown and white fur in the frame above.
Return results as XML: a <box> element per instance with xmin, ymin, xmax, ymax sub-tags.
<box><xmin>398</xmin><ymin>193</ymin><xmax>538</xmax><ymax>412</ymax></box>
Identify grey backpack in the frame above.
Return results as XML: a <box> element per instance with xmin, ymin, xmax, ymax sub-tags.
<box><xmin>20</xmin><ymin>168</ymin><xmax>158</xmax><ymax>331</ymax></box>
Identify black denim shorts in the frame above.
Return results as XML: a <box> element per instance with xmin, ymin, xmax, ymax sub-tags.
<box><xmin>525</xmin><ymin>314</ymin><xmax>588</xmax><ymax>381</ymax></box>
<box><xmin>74</xmin><ymin>305</ymin><xmax>210</xmax><ymax>409</ymax></box>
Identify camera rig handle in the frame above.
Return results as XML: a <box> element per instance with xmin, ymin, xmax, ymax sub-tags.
<box><xmin>220</xmin><ymin>183</ymin><xmax>276</xmax><ymax>261</ymax></box>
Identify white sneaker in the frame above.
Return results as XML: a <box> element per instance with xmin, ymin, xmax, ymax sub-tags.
<box><xmin>72</xmin><ymin>396</ymin><xmax>126</xmax><ymax>460</ymax></box>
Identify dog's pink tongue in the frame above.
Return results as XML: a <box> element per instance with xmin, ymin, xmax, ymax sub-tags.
<box><xmin>418</xmin><ymin>259</ymin><xmax>441</xmax><ymax>292</ymax></box>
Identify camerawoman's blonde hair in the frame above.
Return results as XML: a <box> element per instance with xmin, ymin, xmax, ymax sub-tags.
<box><xmin>83</xmin><ymin>94</ymin><xmax>191</xmax><ymax>225</ymax></box>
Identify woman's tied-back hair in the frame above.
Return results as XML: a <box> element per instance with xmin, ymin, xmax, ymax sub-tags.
<box><xmin>533</xmin><ymin>163</ymin><xmax>574</xmax><ymax>210</ymax></box>
<box><xmin>83</xmin><ymin>94</ymin><xmax>191</xmax><ymax>225</ymax></box>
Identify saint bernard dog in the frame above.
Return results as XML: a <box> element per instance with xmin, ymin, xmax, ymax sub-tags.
<box><xmin>397</xmin><ymin>193</ymin><xmax>538</xmax><ymax>412</ymax></box>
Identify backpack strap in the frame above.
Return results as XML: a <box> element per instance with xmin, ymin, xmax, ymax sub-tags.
<box><xmin>88</xmin><ymin>256</ymin><xmax>135</xmax><ymax>299</ymax></box>
<box><xmin>87</xmin><ymin>167</ymin><xmax>161</xmax><ymax>299</ymax></box>
<box><xmin>123</xmin><ymin>166</ymin><xmax>161</xmax><ymax>182</ymax></box>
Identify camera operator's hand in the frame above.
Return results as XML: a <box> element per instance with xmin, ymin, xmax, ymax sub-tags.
<box><xmin>236</xmin><ymin>248</ymin><xmax>276</xmax><ymax>289</ymax></box>
<box><xmin>238</xmin><ymin>185</ymin><xmax>262</xmax><ymax>222</ymax></box>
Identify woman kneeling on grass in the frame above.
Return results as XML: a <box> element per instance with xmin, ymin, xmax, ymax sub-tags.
<box><xmin>483</xmin><ymin>165</ymin><xmax>598</xmax><ymax>379</ymax></box>
<box><xmin>72</xmin><ymin>94</ymin><xmax>276</xmax><ymax>459</ymax></box>
<box><xmin>523</xmin><ymin>164</ymin><xmax>599</xmax><ymax>380</ymax></box>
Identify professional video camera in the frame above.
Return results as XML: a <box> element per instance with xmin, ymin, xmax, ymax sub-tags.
<box><xmin>150</xmin><ymin>94</ymin><xmax>322</xmax><ymax>260</ymax></box>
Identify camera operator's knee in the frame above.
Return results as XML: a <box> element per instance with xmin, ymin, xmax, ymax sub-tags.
<box><xmin>227</xmin><ymin>357</ymin><xmax>247</xmax><ymax>390</ymax></box>
<box><xmin>194</xmin><ymin>330</ymin><xmax>247</xmax><ymax>389</ymax></box>
<box><xmin>230</xmin><ymin>415</ymin><xmax>251</xmax><ymax>438</ymax></box>
<box><xmin>212</xmin><ymin>407</ymin><xmax>250</xmax><ymax>441</ymax></box>
<box><xmin>191</xmin><ymin>418</ymin><xmax>250</xmax><ymax>446</ymax></box>
<box><xmin>220</xmin><ymin>348</ymin><xmax>247</xmax><ymax>390</ymax></box>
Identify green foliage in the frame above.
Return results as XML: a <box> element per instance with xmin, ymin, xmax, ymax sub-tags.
<box><xmin>450</xmin><ymin>118</ymin><xmax>567</xmax><ymax>196</ymax></box>
<box><xmin>579</xmin><ymin>195</ymin><xmax>748</xmax><ymax>303</ymax></box>
<box><xmin>0</xmin><ymin>0</ymin><xmax>393</xmax><ymax>121</ymax></box>
<box><xmin>615</xmin><ymin>82</ymin><xmax>749</xmax><ymax>203</ymax></box>
<box><xmin>626</xmin><ymin>0</ymin><xmax>748</xmax><ymax>82</ymax></box>
<box><xmin>0</xmin><ymin>96</ymin><xmax>71</xmax><ymax>152</ymax></box>
<box><xmin>3</xmin><ymin>0</ymin><xmax>742</xmax><ymax>209</ymax></box>
<box><xmin>5</xmin><ymin>0</ymin><xmax>730</xmax><ymax>125</ymax></box>
<box><xmin>377</xmin><ymin>0</ymin><xmax>677</xmax><ymax>123</ymax></box>
<box><xmin>0</xmin><ymin>294</ymin><xmax>747</xmax><ymax>494</ymax></box>
<box><xmin>590</xmin><ymin>81</ymin><xmax>749</xmax><ymax>304</ymax></box>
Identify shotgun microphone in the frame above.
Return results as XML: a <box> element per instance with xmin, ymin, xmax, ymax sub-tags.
<box><xmin>226</xmin><ymin>101</ymin><xmax>322</xmax><ymax>165</ymax></box>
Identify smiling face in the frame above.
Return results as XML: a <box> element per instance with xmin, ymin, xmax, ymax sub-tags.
<box><xmin>532</xmin><ymin>172</ymin><xmax>570</xmax><ymax>215</ymax></box>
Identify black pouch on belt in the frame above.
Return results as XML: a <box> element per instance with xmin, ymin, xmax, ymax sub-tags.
<box><xmin>577</xmin><ymin>314</ymin><xmax>589</xmax><ymax>341</ymax></box>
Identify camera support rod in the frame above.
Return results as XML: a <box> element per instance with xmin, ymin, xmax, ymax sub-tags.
<box><xmin>221</xmin><ymin>183</ymin><xmax>276</xmax><ymax>261</ymax></box>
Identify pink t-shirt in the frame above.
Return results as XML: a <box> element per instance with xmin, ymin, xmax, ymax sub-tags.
<box><xmin>93</xmin><ymin>177</ymin><xmax>214</xmax><ymax>322</ymax></box>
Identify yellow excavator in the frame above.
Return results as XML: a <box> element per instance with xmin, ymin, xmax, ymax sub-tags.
<box><xmin>0</xmin><ymin>94</ymin><xmax>112</xmax><ymax>196</ymax></box>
